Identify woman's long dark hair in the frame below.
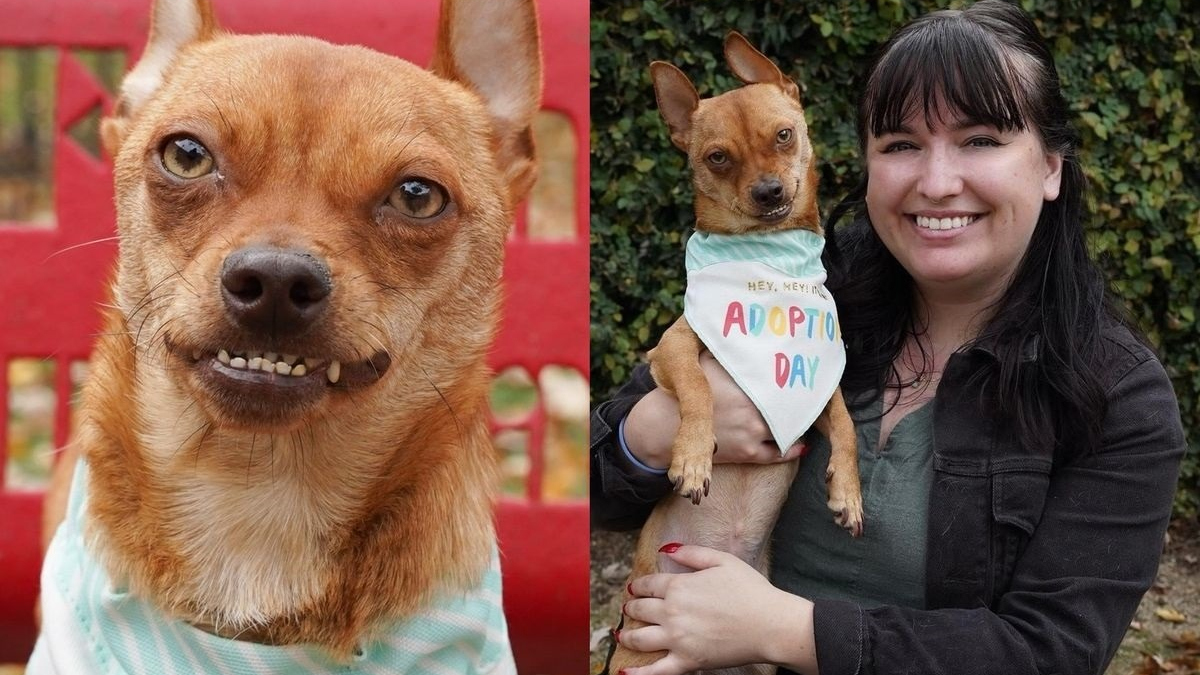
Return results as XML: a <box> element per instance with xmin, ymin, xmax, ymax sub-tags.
<box><xmin>825</xmin><ymin>0</ymin><xmax>1118</xmax><ymax>456</ymax></box>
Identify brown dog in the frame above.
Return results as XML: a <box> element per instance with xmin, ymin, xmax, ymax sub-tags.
<box><xmin>609</xmin><ymin>34</ymin><xmax>863</xmax><ymax>674</ymax></box>
<box><xmin>31</xmin><ymin>0</ymin><xmax>540</xmax><ymax>669</ymax></box>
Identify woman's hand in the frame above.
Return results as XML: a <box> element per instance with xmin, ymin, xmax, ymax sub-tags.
<box><xmin>623</xmin><ymin>353</ymin><xmax>808</xmax><ymax>470</ymax></box>
<box><xmin>618</xmin><ymin>544</ymin><xmax>817</xmax><ymax>675</ymax></box>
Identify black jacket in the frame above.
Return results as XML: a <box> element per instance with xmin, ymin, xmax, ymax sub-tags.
<box><xmin>591</xmin><ymin>319</ymin><xmax>1185</xmax><ymax>675</ymax></box>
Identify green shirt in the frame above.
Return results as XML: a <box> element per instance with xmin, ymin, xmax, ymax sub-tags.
<box><xmin>770</xmin><ymin>396</ymin><xmax>933</xmax><ymax>609</ymax></box>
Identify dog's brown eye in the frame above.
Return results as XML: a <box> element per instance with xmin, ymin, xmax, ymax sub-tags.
<box><xmin>706</xmin><ymin>151</ymin><xmax>728</xmax><ymax>166</ymax></box>
<box><xmin>777</xmin><ymin>128</ymin><xmax>793</xmax><ymax>144</ymax></box>
<box><xmin>387</xmin><ymin>179</ymin><xmax>448</xmax><ymax>219</ymax></box>
<box><xmin>161</xmin><ymin>136</ymin><xmax>215</xmax><ymax>179</ymax></box>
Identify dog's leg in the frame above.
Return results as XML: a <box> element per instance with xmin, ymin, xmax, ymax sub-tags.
<box><xmin>814</xmin><ymin>387</ymin><xmax>863</xmax><ymax>537</ymax></box>
<box><xmin>649</xmin><ymin>317</ymin><xmax>715</xmax><ymax>505</ymax></box>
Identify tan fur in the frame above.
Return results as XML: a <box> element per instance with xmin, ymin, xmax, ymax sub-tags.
<box><xmin>41</xmin><ymin>0</ymin><xmax>541</xmax><ymax>657</ymax></box>
<box><xmin>610</xmin><ymin>34</ymin><xmax>862</xmax><ymax>675</ymax></box>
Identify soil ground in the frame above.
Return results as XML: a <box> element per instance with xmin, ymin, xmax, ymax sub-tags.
<box><xmin>590</xmin><ymin>519</ymin><xmax>1200</xmax><ymax>675</ymax></box>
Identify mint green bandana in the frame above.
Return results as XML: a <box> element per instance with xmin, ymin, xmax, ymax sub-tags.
<box><xmin>684</xmin><ymin>229</ymin><xmax>846</xmax><ymax>450</ymax></box>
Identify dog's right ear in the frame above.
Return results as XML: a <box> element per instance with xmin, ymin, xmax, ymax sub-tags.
<box><xmin>650</xmin><ymin>62</ymin><xmax>699</xmax><ymax>152</ymax></box>
<box><xmin>100</xmin><ymin>0</ymin><xmax>219</xmax><ymax>157</ymax></box>
<box><xmin>723</xmin><ymin>32</ymin><xmax>800</xmax><ymax>101</ymax></box>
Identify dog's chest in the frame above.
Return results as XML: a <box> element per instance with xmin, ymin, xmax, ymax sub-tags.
<box><xmin>172</xmin><ymin>475</ymin><xmax>340</xmax><ymax>627</ymax></box>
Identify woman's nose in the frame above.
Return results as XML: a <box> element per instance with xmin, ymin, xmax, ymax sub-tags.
<box><xmin>916</xmin><ymin>149</ymin><xmax>963</xmax><ymax>202</ymax></box>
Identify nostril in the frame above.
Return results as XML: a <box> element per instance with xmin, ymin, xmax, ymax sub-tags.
<box><xmin>227</xmin><ymin>274</ymin><xmax>263</xmax><ymax>303</ymax></box>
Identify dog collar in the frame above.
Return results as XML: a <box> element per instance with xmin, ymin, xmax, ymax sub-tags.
<box><xmin>683</xmin><ymin>228</ymin><xmax>846</xmax><ymax>451</ymax></box>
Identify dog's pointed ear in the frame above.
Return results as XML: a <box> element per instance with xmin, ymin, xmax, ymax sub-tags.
<box><xmin>431</xmin><ymin>0</ymin><xmax>542</xmax><ymax>208</ymax></box>
<box><xmin>650</xmin><ymin>61</ymin><xmax>699</xmax><ymax>152</ymax></box>
<box><xmin>723</xmin><ymin>32</ymin><xmax>800</xmax><ymax>101</ymax></box>
<box><xmin>100</xmin><ymin>0</ymin><xmax>220</xmax><ymax>157</ymax></box>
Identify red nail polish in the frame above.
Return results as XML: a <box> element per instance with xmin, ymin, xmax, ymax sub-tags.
<box><xmin>659</xmin><ymin>542</ymin><xmax>683</xmax><ymax>554</ymax></box>
<box><xmin>626</xmin><ymin>581</ymin><xmax>634</xmax><ymax>596</ymax></box>
<box><xmin>618</xmin><ymin>670</ymin><xmax>628</xmax><ymax>675</ymax></box>
<box><xmin>613</xmin><ymin>629</ymin><xmax>622</xmax><ymax>645</ymax></box>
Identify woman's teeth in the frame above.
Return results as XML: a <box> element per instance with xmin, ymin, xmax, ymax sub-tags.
<box><xmin>213</xmin><ymin>349</ymin><xmax>339</xmax><ymax>382</ymax></box>
<box><xmin>915</xmin><ymin>215</ymin><xmax>975</xmax><ymax>230</ymax></box>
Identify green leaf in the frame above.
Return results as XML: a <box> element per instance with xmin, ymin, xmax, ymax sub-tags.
<box><xmin>634</xmin><ymin>158</ymin><xmax>657</xmax><ymax>173</ymax></box>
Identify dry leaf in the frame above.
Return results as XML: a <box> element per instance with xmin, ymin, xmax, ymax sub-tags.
<box><xmin>1156</xmin><ymin>607</ymin><xmax>1188</xmax><ymax>623</ymax></box>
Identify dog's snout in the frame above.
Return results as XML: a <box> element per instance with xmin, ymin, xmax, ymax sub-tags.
<box><xmin>220</xmin><ymin>247</ymin><xmax>331</xmax><ymax>336</ymax></box>
<box><xmin>750</xmin><ymin>177</ymin><xmax>786</xmax><ymax>208</ymax></box>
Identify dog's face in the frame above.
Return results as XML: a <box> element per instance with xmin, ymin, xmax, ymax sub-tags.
<box><xmin>101</xmin><ymin>0</ymin><xmax>541</xmax><ymax>434</ymax></box>
<box><xmin>651</xmin><ymin>33</ymin><xmax>820</xmax><ymax>235</ymax></box>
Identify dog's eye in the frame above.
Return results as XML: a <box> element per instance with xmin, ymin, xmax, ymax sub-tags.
<box><xmin>777</xmin><ymin>128</ymin><xmax>793</xmax><ymax>144</ymax></box>
<box><xmin>706</xmin><ymin>151</ymin><xmax>728</xmax><ymax>166</ymax></box>
<box><xmin>387</xmin><ymin>179</ymin><xmax>449</xmax><ymax>219</ymax></box>
<box><xmin>161</xmin><ymin>136</ymin><xmax>215</xmax><ymax>179</ymax></box>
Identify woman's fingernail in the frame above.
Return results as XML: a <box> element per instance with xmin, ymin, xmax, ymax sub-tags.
<box><xmin>627</xmin><ymin>581</ymin><xmax>634</xmax><ymax>596</ymax></box>
<box><xmin>659</xmin><ymin>542</ymin><xmax>683</xmax><ymax>554</ymax></box>
<box><xmin>799</xmin><ymin>442</ymin><xmax>810</xmax><ymax>457</ymax></box>
<box><xmin>618</xmin><ymin>670</ymin><xmax>628</xmax><ymax>675</ymax></box>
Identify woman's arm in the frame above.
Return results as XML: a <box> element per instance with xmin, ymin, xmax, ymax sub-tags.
<box><xmin>591</xmin><ymin>355</ymin><xmax>810</xmax><ymax>531</ymax></box>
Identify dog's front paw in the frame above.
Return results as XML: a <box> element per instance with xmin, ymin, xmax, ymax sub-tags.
<box><xmin>667</xmin><ymin>434</ymin><xmax>714</xmax><ymax>505</ymax></box>
<box><xmin>825</xmin><ymin>465</ymin><xmax>864</xmax><ymax>537</ymax></box>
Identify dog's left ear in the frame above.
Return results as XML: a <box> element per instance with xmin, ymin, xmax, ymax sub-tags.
<box><xmin>723</xmin><ymin>32</ymin><xmax>800</xmax><ymax>101</ymax></box>
<box><xmin>432</xmin><ymin>0</ymin><xmax>543</xmax><ymax>208</ymax></box>
<box><xmin>100</xmin><ymin>0</ymin><xmax>220</xmax><ymax>157</ymax></box>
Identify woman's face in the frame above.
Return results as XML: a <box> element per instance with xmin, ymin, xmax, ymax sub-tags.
<box><xmin>864</xmin><ymin>104</ymin><xmax>1063</xmax><ymax>302</ymax></box>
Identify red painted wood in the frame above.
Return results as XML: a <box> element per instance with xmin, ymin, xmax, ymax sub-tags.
<box><xmin>0</xmin><ymin>0</ymin><xmax>588</xmax><ymax>669</ymax></box>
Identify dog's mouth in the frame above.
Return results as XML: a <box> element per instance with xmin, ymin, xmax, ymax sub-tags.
<box><xmin>757</xmin><ymin>202</ymin><xmax>793</xmax><ymax>223</ymax></box>
<box><xmin>167</xmin><ymin>340</ymin><xmax>392</xmax><ymax>426</ymax></box>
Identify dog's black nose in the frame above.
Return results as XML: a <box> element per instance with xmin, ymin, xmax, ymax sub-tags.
<box><xmin>220</xmin><ymin>247</ymin><xmax>331</xmax><ymax>337</ymax></box>
<box><xmin>751</xmin><ymin>177</ymin><xmax>786</xmax><ymax>209</ymax></box>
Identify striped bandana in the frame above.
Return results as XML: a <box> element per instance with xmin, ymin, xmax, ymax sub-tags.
<box><xmin>683</xmin><ymin>229</ymin><xmax>846</xmax><ymax>451</ymax></box>
<box><xmin>29</xmin><ymin>461</ymin><xmax>516</xmax><ymax>675</ymax></box>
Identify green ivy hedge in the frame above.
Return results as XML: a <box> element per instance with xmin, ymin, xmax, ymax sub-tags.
<box><xmin>589</xmin><ymin>0</ymin><xmax>1200</xmax><ymax>514</ymax></box>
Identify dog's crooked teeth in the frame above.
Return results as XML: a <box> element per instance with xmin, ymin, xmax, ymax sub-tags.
<box><xmin>218</xmin><ymin>349</ymin><xmax>231</xmax><ymax>364</ymax></box>
<box><xmin>305</xmin><ymin>358</ymin><xmax>324</xmax><ymax>370</ymax></box>
<box><xmin>248</xmin><ymin>356</ymin><xmax>263</xmax><ymax>370</ymax></box>
<box><xmin>292</xmin><ymin>364</ymin><xmax>307</xmax><ymax>377</ymax></box>
<box><xmin>229</xmin><ymin>356</ymin><xmax>248</xmax><ymax>369</ymax></box>
<box><xmin>327</xmin><ymin>360</ymin><xmax>341</xmax><ymax>384</ymax></box>
<box><xmin>264</xmin><ymin>351</ymin><xmax>278</xmax><ymax>362</ymax></box>
<box><xmin>283</xmin><ymin>354</ymin><xmax>298</xmax><ymax>365</ymax></box>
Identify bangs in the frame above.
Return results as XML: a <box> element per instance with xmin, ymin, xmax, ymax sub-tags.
<box><xmin>862</xmin><ymin>12</ymin><xmax>1033</xmax><ymax>139</ymax></box>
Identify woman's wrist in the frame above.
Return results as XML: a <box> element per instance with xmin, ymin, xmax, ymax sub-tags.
<box><xmin>764</xmin><ymin>589</ymin><xmax>818</xmax><ymax>673</ymax></box>
<box><xmin>621</xmin><ymin>388</ymin><xmax>681</xmax><ymax>471</ymax></box>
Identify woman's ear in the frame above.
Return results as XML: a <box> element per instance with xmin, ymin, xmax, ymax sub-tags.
<box><xmin>1043</xmin><ymin>152</ymin><xmax>1064</xmax><ymax>201</ymax></box>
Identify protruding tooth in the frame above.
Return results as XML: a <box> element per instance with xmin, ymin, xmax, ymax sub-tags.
<box><xmin>265</xmin><ymin>352</ymin><xmax>278</xmax><ymax>362</ymax></box>
<box><xmin>305</xmin><ymin>358</ymin><xmax>324</xmax><ymax>369</ymax></box>
<box><xmin>327</xmin><ymin>360</ymin><xmax>341</xmax><ymax>384</ymax></box>
<box><xmin>192</xmin><ymin>350</ymin><xmax>202</xmax><ymax>361</ymax></box>
<box><xmin>218</xmin><ymin>349</ymin><xmax>231</xmax><ymax>364</ymax></box>
<box><xmin>230</xmin><ymin>357</ymin><xmax>247</xmax><ymax>369</ymax></box>
<box><xmin>276</xmin><ymin>362</ymin><xmax>292</xmax><ymax>375</ymax></box>
<box><xmin>248</xmin><ymin>357</ymin><xmax>263</xmax><ymax>370</ymax></box>
<box><xmin>258</xmin><ymin>359</ymin><xmax>274</xmax><ymax>373</ymax></box>
<box><xmin>283</xmin><ymin>354</ymin><xmax>298</xmax><ymax>365</ymax></box>
<box><xmin>292</xmin><ymin>364</ymin><xmax>307</xmax><ymax>377</ymax></box>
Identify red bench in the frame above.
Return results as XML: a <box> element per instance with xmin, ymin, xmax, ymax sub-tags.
<box><xmin>0</xmin><ymin>0</ymin><xmax>589</xmax><ymax>672</ymax></box>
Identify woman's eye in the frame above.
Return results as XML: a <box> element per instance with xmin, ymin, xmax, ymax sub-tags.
<box><xmin>161</xmin><ymin>136</ymin><xmax>215</xmax><ymax>178</ymax></box>
<box><xmin>706</xmin><ymin>151</ymin><xmax>728</xmax><ymax>166</ymax></box>
<box><xmin>776</xmin><ymin>128</ymin><xmax>793</xmax><ymax>144</ymax></box>
<box><xmin>387</xmin><ymin>179</ymin><xmax>449</xmax><ymax>219</ymax></box>
<box><xmin>881</xmin><ymin>141</ymin><xmax>916</xmax><ymax>154</ymax></box>
<box><xmin>967</xmin><ymin>136</ymin><xmax>1002</xmax><ymax>148</ymax></box>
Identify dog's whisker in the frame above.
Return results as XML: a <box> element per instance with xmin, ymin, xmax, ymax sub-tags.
<box><xmin>43</xmin><ymin>236</ymin><xmax>120</xmax><ymax>262</ymax></box>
